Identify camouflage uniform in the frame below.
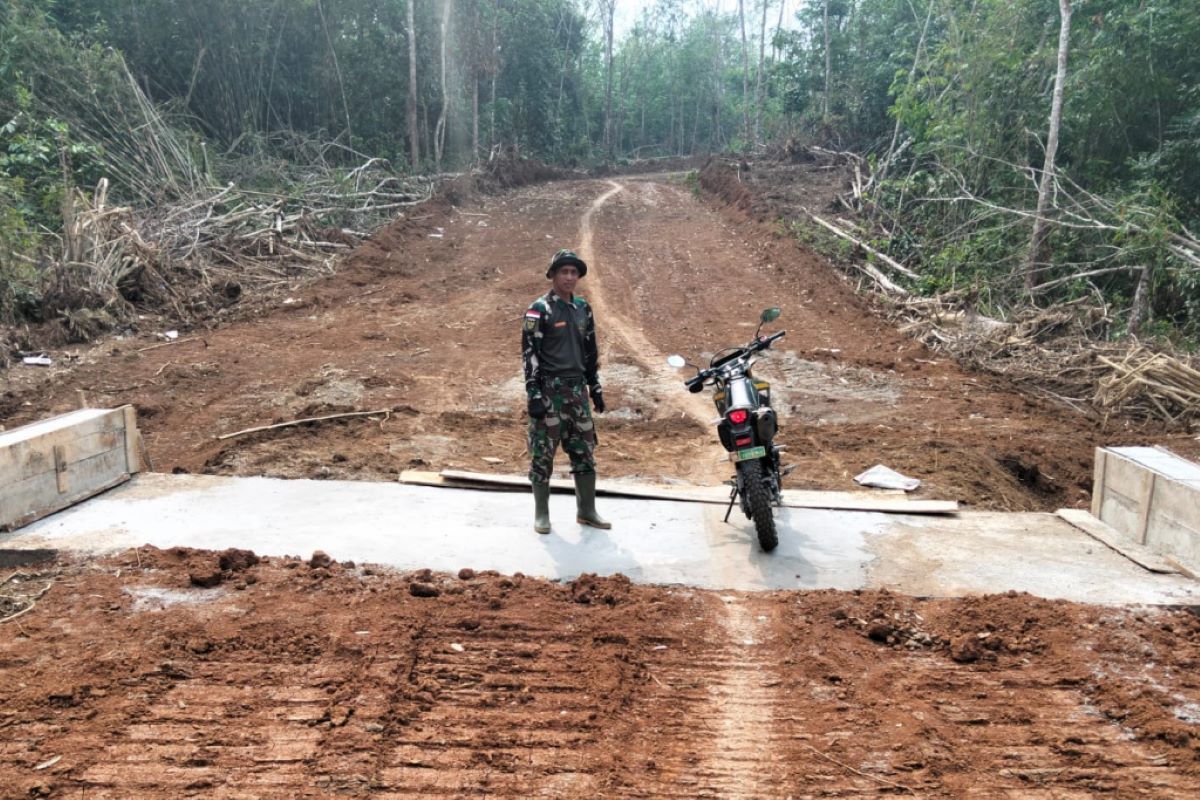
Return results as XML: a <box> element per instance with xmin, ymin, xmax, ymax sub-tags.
<box><xmin>522</xmin><ymin>290</ymin><xmax>601</xmax><ymax>483</ymax></box>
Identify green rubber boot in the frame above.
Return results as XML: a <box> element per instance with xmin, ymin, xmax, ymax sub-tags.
<box><xmin>532</xmin><ymin>481</ymin><xmax>552</xmax><ymax>534</ymax></box>
<box><xmin>574</xmin><ymin>472</ymin><xmax>612</xmax><ymax>529</ymax></box>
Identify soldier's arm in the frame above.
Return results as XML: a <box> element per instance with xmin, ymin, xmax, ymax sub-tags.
<box><xmin>583</xmin><ymin>302</ymin><xmax>600</xmax><ymax>392</ymax></box>
<box><xmin>522</xmin><ymin>306</ymin><xmax>545</xmax><ymax>399</ymax></box>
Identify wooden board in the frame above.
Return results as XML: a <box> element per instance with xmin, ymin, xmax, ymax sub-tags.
<box><xmin>398</xmin><ymin>470</ymin><xmax>959</xmax><ymax>515</ymax></box>
<box><xmin>1056</xmin><ymin>508</ymin><xmax>1178</xmax><ymax>574</ymax></box>
<box><xmin>1</xmin><ymin>407</ymin><xmax>142</xmax><ymax>531</ymax></box>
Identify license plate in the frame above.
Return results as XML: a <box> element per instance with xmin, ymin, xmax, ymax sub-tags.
<box><xmin>730</xmin><ymin>445</ymin><xmax>766</xmax><ymax>463</ymax></box>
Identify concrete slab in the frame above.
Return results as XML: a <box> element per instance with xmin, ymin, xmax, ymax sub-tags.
<box><xmin>3</xmin><ymin>473</ymin><xmax>1198</xmax><ymax>605</ymax></box>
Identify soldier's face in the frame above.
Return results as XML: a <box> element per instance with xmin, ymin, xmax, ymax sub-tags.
<box><xmin>552</xmin><ymin>265</ymin><xmax>579</xmax><ymax>296</ymax></box>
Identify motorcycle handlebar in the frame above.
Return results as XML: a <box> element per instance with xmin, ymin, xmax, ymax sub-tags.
<box><xmin>684</xmin><ymin>331</ymin><xmax>785</xmax><ymax>390</ymax></box>
<box><xmin>752</xmin><ymin>330</ymin><xmax>786</xmax><ymax>351</ymax></box>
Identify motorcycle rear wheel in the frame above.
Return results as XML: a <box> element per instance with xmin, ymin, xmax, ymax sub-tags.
<box><xmin>738</xmin><ymin>458</ymin><xmax>778</xmax><ymax>552</ymax></box>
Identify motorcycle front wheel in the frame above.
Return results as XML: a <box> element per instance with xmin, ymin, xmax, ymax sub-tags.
<box><xmin>738</xmin><ymin>458</ymin><xmax>778</xmax><ymax>552</ymax></box>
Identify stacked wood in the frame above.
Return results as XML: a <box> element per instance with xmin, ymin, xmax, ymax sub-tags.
<box><xmin>889</xmin><ymin>293</ymin><xmax>1200</xmax><ymax>427</ymax></box>
<box><xmin>50</xmin><ymin>161</ymin><xmax>441</xmax><ymax>323</ymax></box>
<box><xmin>1094</xmin><ymin>347</ymin><xmax>1200</xmax><ymax>425</ymax></box>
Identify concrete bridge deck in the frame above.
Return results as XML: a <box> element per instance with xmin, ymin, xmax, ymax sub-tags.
<box><xmin>4</xmin><ymin>472</ymin><xmax>1198</xmax><ymax>605</ymax></box>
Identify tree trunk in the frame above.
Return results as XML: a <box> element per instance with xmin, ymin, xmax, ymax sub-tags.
<box><xmin>738</xmin><ymin>0</ymin><xmax>750</xmax><ymax>145</ymax></box>
<box><xmin>1024</xmin><ymin>0</ymin><xmax>1073</xmax><ymax>294</ymax></box>
<box><xmin>317</xmin><ymin>0</ymin><xmax>352</xmax><ymax>144</ymax></box>
<box><xmin>602</xmin><ymin>0</ymin><xmax>616</xmax><ymax>161</ymax></box>
<box><xmin>1128</xmin><ymin>264</ymin><xmax>1153</xmax><ymax>336</ymax></box>
<box><xmin>406</xmin><ymin>0</ymin><xmax>419</xmax><ymax>170</ymax></box>
<box><xmin>822</xmin><ymin>0</ymin><xmax>831</xmax><ymax>124</ymax></box>
<box><xmin>490</xmin><ymin>0</ymin><xmax>499</xmax><ymax>153</ymax></box>
<box><xmin>754</xmin><ymin>0</ymin><xmax>768</xmax><ymax>144</ymax></box>
<box><xmin>434</xmin><ymin>0</ymin><xmax>452</xmax><ymax>172</ymax></box>
<box><xmin>471</xmin><ymin>2</ymin><xmax>480</xmax><ymax>161</ymax></box>
<box><xmin>773</xmin><ymin>0</ymin><xmax>785</xmax><ymax>63</ymax></box>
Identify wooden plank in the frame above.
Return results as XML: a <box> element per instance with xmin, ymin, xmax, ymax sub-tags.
<box><xmin>1056</xmin><ymin>508</ymin><xmax>1178</xmax><ymax>574</ymax></box>
<box><xmin>1090</xmin><ymin>447</ymin><xmax>1106</xmax><ymax>519</ymax></box>
<box><xmin>1164</xmin><ymin>556</ymin><xmax>1199</xmax><ymax>581</ymax></box>
<box><xmin>0</xmin><ymin>408</ymin><xmax>113</xmax><ymax>448</ymax></box>
<box><xmin>1135</xmin><ymin>471</ymin><xmax>1157</xmax><ymax>545</ymax></box>
<box><xmin>1141</xmin><ymin>478</ymin><xmax>1200</xmax><ymax>565</ymax></box>
<box><xmin>0</xmin><ymin>407</ymin><xmax>138</xmax><ymax>532</ymax></box>
<box><xmin>1</xmin><ymin>447</ymin><xmax>130</xmax><ymax>531</ymax></box>
<box><xmin>0</xmin><ymin>409</ymin><xmax>125</xmax><ymax>479</ymax></box>
<box><xmin>405</xmin><ymin>470</ymin><xmax>959</xmax><ymax>514</ymax></box>
<box><xmin>1095</xmin><ymin>450</ymin><xmax>1150</xmax><ymax>538</ymax></box>
<box><xmin>3</xmin><ymin>472</ymin><xmax>131</xmax><ymax>532</ymax></box>
<box><xmin>121</xmin><ymin>405</ymin><xmax>142</xmax><ymax>473</ymax></box>
<box><xmin>53</xmin><ymin>445</ymin><xmax>68</xmax><ymax>494</ymax></box>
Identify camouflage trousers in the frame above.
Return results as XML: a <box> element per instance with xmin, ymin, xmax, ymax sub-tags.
<box><xmin>528</xmin><ymin>376</ymin><xmax>596</xmax><ymax>484</ymax></box>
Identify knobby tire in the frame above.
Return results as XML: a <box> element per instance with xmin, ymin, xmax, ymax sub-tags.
<box><xmin>740</xmin><ymin>458</ymin><xmax>778</xmax><ymax>552</ymax></box>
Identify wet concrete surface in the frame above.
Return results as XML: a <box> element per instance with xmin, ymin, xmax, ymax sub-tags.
<box><xmin>3</xmin><ymin>473</ymin><xmax>1198</xmax><ymax>605</ymax></box>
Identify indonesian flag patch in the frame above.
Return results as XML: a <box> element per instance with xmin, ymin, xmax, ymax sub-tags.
<box><xmin>524</xmin><ymin>309</ymin><xmax>541</xmax><ymax>331</ymax></box>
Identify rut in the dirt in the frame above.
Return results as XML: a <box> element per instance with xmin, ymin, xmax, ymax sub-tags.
<box><xmin>6</xmin><ymin>554</ymin><xmax>1199</xmax><ymax>798</ymax></box>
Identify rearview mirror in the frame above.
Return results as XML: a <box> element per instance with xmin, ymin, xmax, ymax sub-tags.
<box><xmin>666</xmin><ymin>355</ymin><xmax>687</xmax><ymax>369</ymax></box>
<box><xmin>760</xmin><ymin>307</ymin><xmax>781</xmax><ymax>323</ymax></box>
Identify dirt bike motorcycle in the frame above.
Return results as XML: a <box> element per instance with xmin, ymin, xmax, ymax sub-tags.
<box><xmin>668</xmin><ymin>308</ymin><xmax>788</xmax><ymax>552</ymax></box>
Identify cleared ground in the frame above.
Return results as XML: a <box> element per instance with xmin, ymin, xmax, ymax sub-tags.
<box><xmin>2</xmin><ymin>170</ymin><xmax>1199</xmax><ymax>796</ymax></box>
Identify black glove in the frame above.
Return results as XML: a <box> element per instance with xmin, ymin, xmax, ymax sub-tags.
<box><xmin>528</xmin><ymin>396</ymin><xmax>547</xmax><ymax>419</ymax></box>
<box><xmin>590</xmin><ymin>388</ymin><xmax>605</xmax><ymax>414</ymax></box>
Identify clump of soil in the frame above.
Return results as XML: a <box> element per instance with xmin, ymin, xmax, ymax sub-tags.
<box><xmin>2</xmin><ymin>552</ymin><xmax>1199</xmax><ymax>797</ymax></box>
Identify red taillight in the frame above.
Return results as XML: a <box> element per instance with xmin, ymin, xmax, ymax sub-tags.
<box><xmin>735</xmin><ymin>436</ymin><xmax>753</xmax><ymax>446</ymax></box>
<box><xmin>728</xmin><ymin>409</ymin><xmax>749</xmax><ymax>424</ymax></box>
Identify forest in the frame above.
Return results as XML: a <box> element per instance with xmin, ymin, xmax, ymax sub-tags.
<box><xmin>1</xmin><ymin>0</ymin><xmax>1198</xmax><ymax>344</ymax></box>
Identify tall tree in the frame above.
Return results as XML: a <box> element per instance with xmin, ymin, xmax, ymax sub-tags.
<box><xmin>1024</xmin><ymin>0</ymin><xmax>1073</xmax><ymax>293</ymax></box>
<box><xmin>434</xmin><ymin>0</ymin><xmax>452</xmax><ymax>172</ymax></box>
<box><xmin>754</xmin><ymin>0</ymin><xmax>768</xmax><ymax>143</ymax></box>
<box><xmin>601</xmin><ymin>0</ymin><xmax>616</xmax><ymax>160</ymax></box>
<box><xmin>406</xmin><ymin>0</ymin><xmax>420</xmax><ymax>169</ymax></box>
<box><xmin>821</xmin><ymin>0</ymin><xmax>830</xmax><ymax>124</ymax></box>
<box><xmin>738</xmin><ymin>0</ymin><xmax>751</xmax><ymax>144</ymax></box>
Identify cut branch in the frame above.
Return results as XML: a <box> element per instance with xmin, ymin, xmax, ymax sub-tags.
<box><xmin>217</xmin><ymin>409</ymin><xmax>393</xmax><ymax>440</ymax></box>
<box><xmin>802</xmin><ymin>208</ymin><xmax>919</xmax><ymax>279</ymax></box>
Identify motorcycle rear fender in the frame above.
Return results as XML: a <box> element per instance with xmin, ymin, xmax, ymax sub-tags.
<box><xmin>720</xmin><ymin>419</ymin><xmax>756</xmax><ymax>452</ymax></box>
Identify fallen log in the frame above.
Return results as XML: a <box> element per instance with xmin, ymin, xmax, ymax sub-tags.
<box><xmin>216</xmin><ymin>409</ymin><xmax>391</xmax><ymax>440</ymax></box>
<box><xmin>802</xmin><ymin>208</ymin><xmax>919</xmax><ymax>280</ymax></box>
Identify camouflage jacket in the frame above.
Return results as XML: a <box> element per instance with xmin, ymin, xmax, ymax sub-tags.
<box><xmin>521</xmin><ymin>291</ymin><xmax>600</xmax><ymax>399</ymax></box>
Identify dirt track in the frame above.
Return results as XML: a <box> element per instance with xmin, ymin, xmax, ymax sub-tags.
<box><xmin>2</xmin><ymin>552</ymin><xmax>1199</xmax><ymax>797</ymax></box>
<box><xmin>5</xmin><ymin>173</ymin><xmax>1196</xmax><ymax>503</ymax></box>
<box><xmin>3</xmin><ymin>171</ymin><xmax>1200</xmax><ymax>795</ymax></box>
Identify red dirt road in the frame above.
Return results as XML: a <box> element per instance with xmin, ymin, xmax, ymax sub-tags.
<box><xmin>2</xmin><ymin>552</ymin><xmax>1199</xmax><ymax>798</ymax></box>
<box><xmin>2</xmin><ymin>171</ymin><xmax>1200</xmax><ymax>796</ymax></box>
<box><xmin>4</xmin><ymin>173</ymin><xmax>1196</xmax><ymax>504</ymax></box>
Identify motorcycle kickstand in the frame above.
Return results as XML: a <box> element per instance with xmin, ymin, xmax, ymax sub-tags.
<box><xmin>723</xmin><ymin>484</ymin><xmax>739</xmax><ymax>523</ymax></box>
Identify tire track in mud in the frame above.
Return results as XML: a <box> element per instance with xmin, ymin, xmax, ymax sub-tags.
<box><xmin>576</xmin><ymin>182</ymin><xmax>785</xmax><ymax>796</ymax></box>
<box><xmin>612</xmin><ymin>593</ymin><xmax>787</xmax><ymax>798</ymax></box>
<box><xmin>700</xmin><ymin>595</ymin><xmax>784</xmax><ymax>799</ymax></box>
<box><xmin>577</xmin><ymin>181</ymin><xmax>720</xmax><ymax>444</ymax></box>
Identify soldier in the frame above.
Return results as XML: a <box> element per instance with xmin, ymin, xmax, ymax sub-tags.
<box><xmin>522</xmin><ymin>249</ymin><xmax>610</xmax><ymax>534</ymax></box>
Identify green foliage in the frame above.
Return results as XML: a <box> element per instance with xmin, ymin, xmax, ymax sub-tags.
<box><xmin>2</xmin><ymin>0</ymin><xmax>1197</xmax><ymax>341</ymax></box>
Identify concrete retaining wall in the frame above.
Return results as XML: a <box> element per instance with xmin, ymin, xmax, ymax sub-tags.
<box><xmin>1092</xmin><ymin>446</ymin><xmax>1200</xmax><ymax>570</ymax></box>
